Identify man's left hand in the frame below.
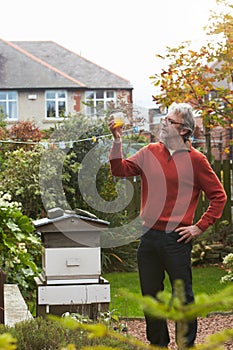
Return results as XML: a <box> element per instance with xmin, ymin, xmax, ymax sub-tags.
<box><xmin>175</xmin><ymin>225</ymin><xmax>203</xmax><ymax>243</ymax></box>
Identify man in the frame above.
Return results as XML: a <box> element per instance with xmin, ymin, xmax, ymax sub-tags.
<box><xmin>108</xmin><ymin>102</ymin><xmax>227</xmax><ymax>348</ymax></box>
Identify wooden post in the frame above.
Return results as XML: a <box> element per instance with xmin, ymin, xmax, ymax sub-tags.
<box><xmin>0</xmin><ymin>270</ymin><xmax>6</xmax><ymax>324</ymax></box>
<box><xmin>223</xmin><ymin>160</ymin><xmax>232</xmax><ymax>224</ymax></box>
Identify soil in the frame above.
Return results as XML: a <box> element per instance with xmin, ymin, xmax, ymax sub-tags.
<box><xmin>126</xmin><ymin>313</ymin><xmax>233</xmax><ymax>349</ymax></box>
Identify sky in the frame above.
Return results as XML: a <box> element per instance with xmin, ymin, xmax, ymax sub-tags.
<box><xmin>0</xmin><ymin>0</ymin><xmax>220</xmax><ymax>108</ymax></box>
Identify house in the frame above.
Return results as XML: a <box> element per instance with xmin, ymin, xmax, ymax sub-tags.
<box><xmin>0</xmin><ymin>38</ymin><xmax>133</xmax><ymax>129</ymax></box>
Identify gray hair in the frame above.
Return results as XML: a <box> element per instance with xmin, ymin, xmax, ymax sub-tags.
<box><xmin>168</xmin><ymin>102</ymin><xmax>195</xmax><ymax>139</ymax></box>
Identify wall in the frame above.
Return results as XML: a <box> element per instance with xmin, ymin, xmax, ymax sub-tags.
<box><xmin>6</xmin><ymin>89</ymin><xmax>132</xmax><ymax>130</ymax></box>
<box><xmin>6</xmin><ymin>90</ymin><xmax>86</xmax><ymax>130</ymax></box>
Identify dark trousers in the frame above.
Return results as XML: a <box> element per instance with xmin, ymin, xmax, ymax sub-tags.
<box><xmin>137</xmin><ymin>229</ymin><xmax>197</xmax><ymax>348</ymax></box>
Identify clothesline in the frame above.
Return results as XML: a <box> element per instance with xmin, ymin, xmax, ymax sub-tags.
<box><xmin>0</xmin><ymin>128</ymin><xmax>136</xmax><ymax>148</ymax></box>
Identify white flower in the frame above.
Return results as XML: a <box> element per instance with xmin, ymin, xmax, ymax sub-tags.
<box><xmin>221</xmin><ymin>274</ymin><xmax>233</xmax><ymax>284</ymax></box>
<box><xmin>13</xmin><ymin>201</ymin><xmax>22</xmax><ymax>207</ymax></box>
<box><xmin>2</xmin><ymin>193</ymin><xmax>11</xmax><ymax>201</ymax></box>
<box><xmin>223</xmin><ymin>253</ymin><xmax>233</xmax><ymax>268</ymax></box>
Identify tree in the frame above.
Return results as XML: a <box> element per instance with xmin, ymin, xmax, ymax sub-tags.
<box><xmin>150</xmin><ymin>0</ymin><xmax>233</xmax><ymax>160</ymax></box>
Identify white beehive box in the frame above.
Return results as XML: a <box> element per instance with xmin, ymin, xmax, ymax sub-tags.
<box><xmin>42</xmin><ymin>247</ymin><xmax>101</xmax><ymax>284</ymax></box>
<box><xmin>33</xmin><ymin>209</ymin><xmax>110</xmax><ymax>318</ymax></box>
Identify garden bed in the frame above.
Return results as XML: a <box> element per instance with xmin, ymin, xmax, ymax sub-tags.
<box><xmin>126</xmin><ymin>313</ymin><xmax>233</xmax><ymax>349</ymax></box>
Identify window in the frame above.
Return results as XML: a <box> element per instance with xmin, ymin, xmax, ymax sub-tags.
<box><xmin>0</xmin><ymin>91</ymin><xmax>18</xmax><ymax>120</ymax></box>
<box><xmin>45</xmin><ymin>90</ymin><xmax>67</xmax><ymax>118</ymax></box>
<box><xmin>85</xmin><ymin>90</ymin><xmax>116</xmax><ymax>117</ymax></box>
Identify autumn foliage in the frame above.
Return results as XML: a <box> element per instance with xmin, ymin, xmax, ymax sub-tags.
<box><xmin>8</xmin><ymin>120</ymin><xmax>42</xmax><ymax>142</ymax></box>
<box><xmin>150</xmin><ymin>0</ymin><xmax>233</xmax><ymax>159</ymax></box>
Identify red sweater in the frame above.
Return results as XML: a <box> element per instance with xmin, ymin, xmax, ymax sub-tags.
<box><xmin>109</xmin><ymin>141</ymin><xmax>227</xmax><ymax>233</ymax></box>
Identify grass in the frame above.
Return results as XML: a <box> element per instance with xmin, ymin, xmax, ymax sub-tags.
<box><xmin>103</xmin><ymin>265</ymin><xmax>228</xmax><ymax>317</ymax></box>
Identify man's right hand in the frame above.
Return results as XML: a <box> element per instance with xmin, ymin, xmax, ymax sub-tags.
<box><xmin>108</xmin><ymin>118</ymin><xmax>123</xmax><ymax>140</ymax></box>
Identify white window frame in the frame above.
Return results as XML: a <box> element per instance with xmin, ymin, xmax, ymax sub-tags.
<box><xmin>85</xmin><ymin>90</ymin><xmax>116</xmax><ymax>117</ymax></box>
<box><xmin>0</xmin><ymin>91</ymin><xmax>18</xmax><ymax>120</ymax></box>
<box><xmin>45</xmin><ymin>90</ymin><xmax>68</xmax><ymax>119</ymax></box>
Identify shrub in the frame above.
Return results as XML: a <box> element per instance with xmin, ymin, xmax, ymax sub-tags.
<box><xmin>102</xmin><ymin>241</ymin><xmax>139</xmax><ymax>274</ymax></box>
<box><xmin>0</xmin><ymin>146</ymin><xmax>44</xmax><ymax>218</ymax></box>
<box><xmin>0</xmin><ymin>193</ymin><xmax>42</xmax><ymax>305</ymax></box>
<box><xmin>0</xmin><ymin>317</ymin><xmax>137</xmax><ymax>350</ymax></box>
<box><xmin>8</xmin><ymin>121</ymin><xmax>42</xmax><ymax>142</ymax></box>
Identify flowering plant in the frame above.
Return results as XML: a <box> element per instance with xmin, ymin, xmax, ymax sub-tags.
<box><xmin>221</xmin><ymin>253</ymin><xmax>233</xmax><ymax>284</ymax></box>
<box><xmin>0</xmin><ymin>192</ymin><xmax>42</xmax><ymax>302</ymax></box>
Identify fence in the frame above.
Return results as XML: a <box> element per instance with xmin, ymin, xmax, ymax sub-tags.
<box><xmin>195</xmin><ymin>159</ymin><xmax>233</xmax><ymax>225</ymax></box>
<box><xmin>0</xmin><ymin>270</ymin><xmax>6</xmax><ymax>324</ymax></box>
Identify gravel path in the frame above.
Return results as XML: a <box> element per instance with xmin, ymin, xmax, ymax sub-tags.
<box><xmin>126</xmin><ymin>314</ymin><xmax>233</xmax><ymax>349</ymax></box>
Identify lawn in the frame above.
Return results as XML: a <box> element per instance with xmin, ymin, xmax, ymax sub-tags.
<box><xmin>103</xmin><ymin>265</ymin><xmax>228</xmax><ymax>317</ymax></box>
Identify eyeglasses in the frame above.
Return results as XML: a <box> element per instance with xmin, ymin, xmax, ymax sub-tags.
<box><xmin>161</xmin><ymin>117</ymin><xmax>184</xmax><ymax>126</ymax></box>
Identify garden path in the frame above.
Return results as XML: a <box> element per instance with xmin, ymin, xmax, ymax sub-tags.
<box><xmin>127</xmin><ymin>315</ymin><xmax>233</xmax><ymax>349</ymax></box>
